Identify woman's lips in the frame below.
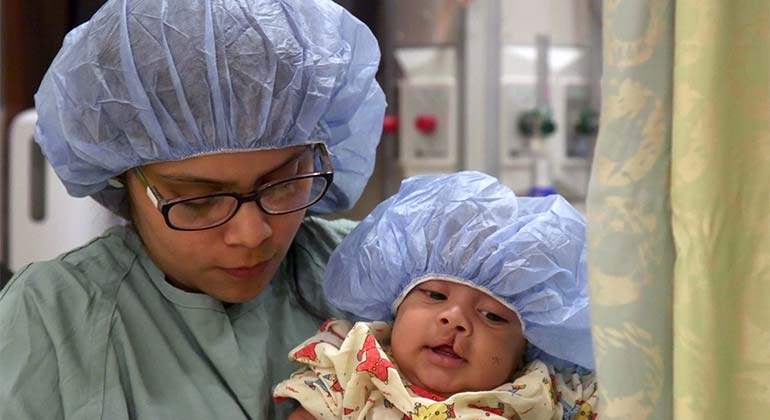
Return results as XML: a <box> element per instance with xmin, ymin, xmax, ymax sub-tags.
<box><xmin>223</xmin><ymin>260</ymin><xmax>270</xmax><ymax>279</ymax></box>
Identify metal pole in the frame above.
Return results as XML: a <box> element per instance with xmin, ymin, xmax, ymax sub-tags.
<box><xmin>462</xmin><ymin>0</ymin><xmax>501</xmax><ymax>175</ymax></box>
<box><xmin>484</xmin><ymin>0</ymin><xmax>501</xmax><ymax>176</ymax></box>
<box><xmin>455</xmin><ymin>2</ymin><xmax>466</xmax><ymax>172</ymax></box>
<box><xmin>379</xmin><ymin>0</ymin><xmax>400</xmax><ymax>197</ymax></box>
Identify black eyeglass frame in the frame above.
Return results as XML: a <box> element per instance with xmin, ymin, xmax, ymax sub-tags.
<box><xmin>133</xmin><ymin>143</ymin><xmax>334</xmax><ymax>231</ymax></box>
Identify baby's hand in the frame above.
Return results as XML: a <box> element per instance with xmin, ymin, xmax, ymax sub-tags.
<box><xmin>288</xmin><ymin>406</ymin><xmax>317</xmax><ymax>420</ymax></box>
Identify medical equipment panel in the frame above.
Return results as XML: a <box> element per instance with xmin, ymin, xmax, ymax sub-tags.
<box><xmin>398</xmin><ymin>77</ymin><xmax>457</xmax><ymax>174</ymax></box>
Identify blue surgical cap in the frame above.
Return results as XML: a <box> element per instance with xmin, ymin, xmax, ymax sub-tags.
<box><xmin>34</xmin><ymin>0</ymin><xmax>386</xmax><ymax>215</ymax></box>
<box><xmin>324</xmin><ymin>171</ymin><xmax>594</xmax><ymax>370</ymax></box>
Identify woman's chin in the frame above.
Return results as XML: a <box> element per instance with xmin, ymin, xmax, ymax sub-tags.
<box><xmin>214</xmin><ymin>285</ymin><xmax>268</xmax><ymax>303</ymax></box>
<box><xmin>202</xmin><ymin>277</ymin><xmax>272</xmax><ymax>304</ymax></box>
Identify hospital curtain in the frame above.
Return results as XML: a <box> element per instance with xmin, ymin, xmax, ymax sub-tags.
<box><xmin>587</xmin><ymin>0</ymin><xmax>769</xmax><ymax>419</ymax></box>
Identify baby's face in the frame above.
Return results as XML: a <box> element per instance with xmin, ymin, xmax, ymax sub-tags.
<box><xmin>390</xmin><ymin>280</ymin><xmax>527</xmax><ymax>397</ymax></box>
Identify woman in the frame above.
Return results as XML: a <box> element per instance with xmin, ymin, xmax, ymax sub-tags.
<box><xmin>0</xmin><ymin>0</ymin><xmax>385</xmax><ymax>418</ymax></box>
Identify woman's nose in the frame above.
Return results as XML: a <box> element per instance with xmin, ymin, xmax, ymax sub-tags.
<box><xmin>439</xmin><ymin>306</ymin><xmax>471</xmax><ymax>334</ymax></box>
<box><xmin>222</xmin><ymin>201</ymin><xmax>272</xmax><ymax>247</ymax></box>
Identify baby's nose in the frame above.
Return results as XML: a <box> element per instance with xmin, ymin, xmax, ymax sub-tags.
<box><xmin>439</xmin><ymin>306</ymin><xmax>471</xmax><ymax>333</ymax></box>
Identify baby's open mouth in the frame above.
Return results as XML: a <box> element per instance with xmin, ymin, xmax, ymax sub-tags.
<box><xmin>431</xmin><ymin>344</ymin><xmax>462</xmax><ymax>359</ymax></box>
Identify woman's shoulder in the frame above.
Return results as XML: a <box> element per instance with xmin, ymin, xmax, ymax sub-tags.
<box><xmin>0</xmin><ymin>225</ymin><xmax>140</xmax><ymax>311</ymax></box>
<box><xmin>0</xmin><ymin>226</ymin><xmax>143</xmax><ymax>418</ymax></box>
<box><xmin>278</xmin><ymin>217</ymin><xmax>358</xmax><ymax>319</ymax></box>
<box><xmin>292</xmin><ymin>216</ymin><xmax>358</xmax><ymax>263</ymax></box>
<box><xmin>296</xmin><ymin>216</ymin><xmax>358</xmax><ymax>246</ymax></box>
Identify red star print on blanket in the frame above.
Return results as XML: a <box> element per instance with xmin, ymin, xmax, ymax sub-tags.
<box><xmin>356</xmin><ymin>334</ymin><xmax>393</xmax><ymax>382</ymax></box>
<box><xmin>331</xmin><ymin>379</ymin><xmax>343</xmax><ymax>392</ymax></box>
<box><xmin>468</xmin><ymin>403</ymin><xmax>505</xmax><ymax>415</ymax></box>
<box><xmin>319</xmin><ymin>319</ymin><xmax>346</xmax><ymax>340</ymax></box>
<box><xmin>293</xmin><ymin>342</ymin><xmax>320</xmax><ymax>361</ymax></box>
<box><xmin>319</xmin><ymin>319</ymin><xmax>335</xmax><ymax>332</ymax></box>
<box><xmin>356</xmin><ymin>333</ymin><xmax>379</xmax><ymax>360</ymax></box>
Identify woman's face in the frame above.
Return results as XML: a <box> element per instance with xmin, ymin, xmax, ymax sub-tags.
<box><xmin>390</xmin><ymin>280</ymin><xmax>527</xmax><ymax>397</ymax></box>
<box><xmin>125</xmin><ymin>146</ymin><xmax>310</xmax><ymax>303</ymax></box>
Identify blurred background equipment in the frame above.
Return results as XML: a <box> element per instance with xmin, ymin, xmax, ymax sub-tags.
<box><xmin>388</xmin><ymin>0</ymin><xmax>601</xmax><ymax>210</ymax></box>
<box><xmin>1</xmin><ymin>0</ymin><xmax>111</xmax><ymax>285</ymax></box>
<box><xmin>0</xmin><ymin>0</ymin><xmax>602</xmax><ymax>278</ymax></box>
<box><xmin>6</xmin><ymin>110</ymin><xmax>120</xmax><ymax>275</ymax></box>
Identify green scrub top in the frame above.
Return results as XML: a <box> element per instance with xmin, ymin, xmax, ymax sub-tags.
<box><xmin>0</xmin><ymin>216</ymin><xmax>355</xmax><ymax>419</ymax></box>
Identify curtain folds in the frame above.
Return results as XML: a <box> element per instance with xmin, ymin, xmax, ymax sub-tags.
<box><xmin>588</xmin><ymin>0</ymin><xmax>769</xmax><ymax>418</ymax></box>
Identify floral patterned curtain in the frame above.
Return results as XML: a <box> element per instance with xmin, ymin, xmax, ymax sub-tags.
<box><xmin>588</xmin><ymin>0</ymin><xmax>769</xmax><ymax>418</ymax></box>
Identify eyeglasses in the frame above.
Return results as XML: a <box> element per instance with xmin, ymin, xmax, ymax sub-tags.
<box><xmin>133</xmin><ymin>143</ymin><xmax>334</xmax><ymax>231</ymax></box>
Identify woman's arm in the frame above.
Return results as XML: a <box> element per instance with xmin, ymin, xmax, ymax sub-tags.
<box><xmin>288</xmin><ymin>406</ymin><xmax>317</xmax><ymax>420</ymax></box>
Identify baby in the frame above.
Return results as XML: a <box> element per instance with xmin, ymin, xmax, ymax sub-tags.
<box><xmin>274</xmin><ymin>171</ymin><xmax>598</xmax><ymax>420</ymax></box>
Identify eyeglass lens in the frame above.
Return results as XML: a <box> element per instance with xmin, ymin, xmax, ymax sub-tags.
<box><xmin>165</xmin><ymin>147</ymin><xmax>329</xmax><ymax>229</ymax></box>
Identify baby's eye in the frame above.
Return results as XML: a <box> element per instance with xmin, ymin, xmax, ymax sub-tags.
<box><xmin>420</xmin><ymin>289</ymin><xmax>446</xmax><ymax>300</ymax></box>
<box><xmin>481</xmin><ymin>310</ymin><xmax>508</xmax><ymax>323</ymax></box>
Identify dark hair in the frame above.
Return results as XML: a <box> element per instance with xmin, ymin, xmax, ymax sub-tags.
<box><xmin>113</xmin><ymin>173</ymin><xmax>134</xmax><ymax>221</ymax></box>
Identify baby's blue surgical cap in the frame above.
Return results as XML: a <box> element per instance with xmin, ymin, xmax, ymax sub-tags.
<box><xmin>34</xmin><ymin>0</ymin><xmax>386</xmax><ymax>215</ymax></box>
<box><xmin>324</xmin><ymin>171</ymin><xmax>594</xmax><ymax>370</ymax></box>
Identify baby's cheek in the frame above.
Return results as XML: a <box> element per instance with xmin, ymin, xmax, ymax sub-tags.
<box><xmin>483</xmin><ymin>351</ymin><xmax>518</xmax><ymax>388</ymax></box>
<box><xmin>489</xmin><ymin>354</ymin><xmax>503</xmax><ymax>366</ymax></box>
<box><xmin>489</xmin><ymin>341</ymin><xmax>521</xmax><ymax>372</ymax></box>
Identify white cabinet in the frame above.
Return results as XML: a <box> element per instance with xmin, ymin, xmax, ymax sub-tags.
<box><xmin>8</xmin><ymin>110</ymin><xmax>121</xmax><ymax>272</ymax></box>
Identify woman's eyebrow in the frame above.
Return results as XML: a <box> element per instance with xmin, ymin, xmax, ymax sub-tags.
<box><xmin>154</xmin><ymin>173</ymin><xmax>229</xmax><ymax>186</ymax></box>
<box><xmin>153</xmin><ymin>148</ymin><xmax>308</xmax><ymax>186</ymax></box>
